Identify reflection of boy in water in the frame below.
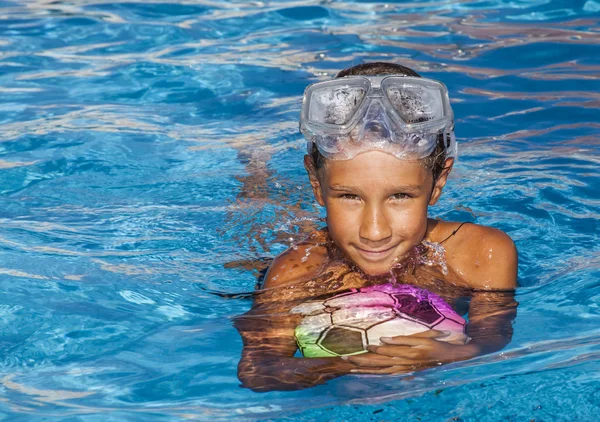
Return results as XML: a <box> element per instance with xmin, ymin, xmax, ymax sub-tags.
<box><xmin>235</xmin><ymin>62</ymin><xmax>518</xmax><ymax>392</ymax></box>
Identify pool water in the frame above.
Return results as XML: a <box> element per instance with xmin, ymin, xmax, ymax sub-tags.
<box><xmin>0</xmin><ymin>0</ymin><xmax>599</xmax><ymax>420</ymax></box>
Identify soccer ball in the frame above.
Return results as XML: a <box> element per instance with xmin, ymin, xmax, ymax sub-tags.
<box><xmin>291</xmin><ymin>283</ymin><xmax>466</xmax><ymax>358</ymax></box>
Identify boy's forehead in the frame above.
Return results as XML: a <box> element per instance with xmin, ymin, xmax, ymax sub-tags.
<box><xmin>323</xmin><ymin>151</ymin><xmax>432</xmax><ymax>185</ymax></box>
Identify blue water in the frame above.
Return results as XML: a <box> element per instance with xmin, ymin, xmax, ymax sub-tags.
<box><xmin>0</xmin><ymin>0</ymin><xmax>599</xmax><ymax>420</ymax></box>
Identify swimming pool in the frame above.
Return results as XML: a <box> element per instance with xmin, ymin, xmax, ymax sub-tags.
<box><xmin>0</xmin><ymin>0</ymin><xmax>599</xmax><ymax>419</ymax></box>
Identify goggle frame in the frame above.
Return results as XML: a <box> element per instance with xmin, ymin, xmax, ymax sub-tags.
<box><xmin>300</xmin><ymin>75</ymin><xmax>454</xmax><ymax>138</ymax></box>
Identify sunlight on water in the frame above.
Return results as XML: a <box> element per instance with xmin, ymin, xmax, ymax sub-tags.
<box><xmin>0</xmin><ymin>0</ymin><xmax>599</xmax><ymax>420</ymax></box>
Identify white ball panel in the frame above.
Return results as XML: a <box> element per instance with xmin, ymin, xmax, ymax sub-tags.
<box><xmin>331</xmin><ymin>306</ymin><xmax>396</xmax><ymax>329</ymax></box>
<box><xmin>326</xmin><ymin>291</ymin><xmax>396</xmax><ymax>308</ymax></box>
<box><xmin>365</xmin><ymin>318</ymin><xmax>428</xmax><ymax>345</ymax></box>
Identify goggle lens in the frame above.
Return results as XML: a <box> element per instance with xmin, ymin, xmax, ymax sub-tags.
<box><xmin>385</xmin><ymin>83</ymin><xmax>445</xmax><ymax>124</ymax></box>
<box><xmin>308</xmin><ymin>86</ymin><xmax>366</xmax><ymax>125</ymax></box>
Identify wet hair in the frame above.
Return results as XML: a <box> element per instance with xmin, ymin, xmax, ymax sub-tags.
<box><xmin>309</xmin><ymin>61</ymin><xmax>449</xmax><ymax>182</ymax></box>
<box><xmin>337</xmin><ymin>62</ymin><xmax>421</xmax><ymax>78</ymax></box>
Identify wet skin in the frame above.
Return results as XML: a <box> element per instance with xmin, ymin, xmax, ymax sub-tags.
<box><xmin>235</xmin><ymin>151</ymin><xmax>519</xmax><ymax>392</ymax></box>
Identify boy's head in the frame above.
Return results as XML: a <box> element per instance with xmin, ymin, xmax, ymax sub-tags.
<box><xmin>300</xmin><ymin>62</ymin><xmax>455</xmax><ymax>275</ymax></box>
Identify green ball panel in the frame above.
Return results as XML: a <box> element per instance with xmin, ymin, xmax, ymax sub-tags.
<box><xmin>301</xmin><ymin>344</ymin><xmax>338</xmax><ymax>358</ymax></box>
<box><xmin>295</xmin><ymin>313</ymin><xmax>332</xmax><ymax>345</ymax></box>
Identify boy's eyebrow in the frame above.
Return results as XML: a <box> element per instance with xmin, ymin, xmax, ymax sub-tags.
<box><xmin>390</xmin><ymin>184</ymin><xmax>423</xmax><ymax>193</ymax></box>
<box><xmin>329</xmin><ymin>184</ymin><xmax>423</xmax><ymax>193</ymax></box>
<box><xmin>329</xmin><ymin>185</ymin><xmax>357</xmax><ymax>192</ymax></box>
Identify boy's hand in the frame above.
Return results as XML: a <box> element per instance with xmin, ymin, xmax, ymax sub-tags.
<box><xmin>345</xmin><ymin>330</ymin><xmax>479</xmax><ymax>374</ymax></box>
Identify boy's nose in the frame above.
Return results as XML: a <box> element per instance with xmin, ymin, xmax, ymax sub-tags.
<box><xmin>359</xmin><ymin>206</ymin><xmax>392</xmax><ymax>245</ymax></box>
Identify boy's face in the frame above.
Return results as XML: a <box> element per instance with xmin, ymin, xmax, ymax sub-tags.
<box><xmin>306</xmin><ymin>150</ymin><xmax>451</xmax><ymax>276</ymax></box>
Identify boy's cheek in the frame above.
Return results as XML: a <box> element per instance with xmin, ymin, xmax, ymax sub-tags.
<box><xmin>326</xmin><ymin>208</ymin><xmax>357</xmax><ymax>233</ymax></box>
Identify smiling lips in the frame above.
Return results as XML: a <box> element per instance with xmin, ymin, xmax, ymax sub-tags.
<box><xmin>354</xmin><ymin>244</ymin><xmax>397</xmax><ymax>261</ymax></box>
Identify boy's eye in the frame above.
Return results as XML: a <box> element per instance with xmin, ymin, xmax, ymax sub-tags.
<box><xmin>391</xmin><ymin>193</ymin><xmax>411</xmax><ymax>200</ymax></box>
<box><xmin>339</xmin><ymin>194</ymin><xmax>360</xmax><ymax>201</ymax></box>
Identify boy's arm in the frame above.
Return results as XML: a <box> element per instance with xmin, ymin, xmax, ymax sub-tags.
<box><xmin>456</xmin><ymin>224</ymin><xmax>519</xmax><ymax>354</ymax></box>
<box><xmin>234</xmin><ymin>306</ymin><xmax>356</xmax><ymax>392</ymax></box>
<box><xmin>235</xmin><ymin>240</ymin><xmax>358</xmax><ymax>392</ymax></box>
<box><xmin>464</xmin><ymin>289</ymin><xmax>518</xmax><ymax>354</ymax></box>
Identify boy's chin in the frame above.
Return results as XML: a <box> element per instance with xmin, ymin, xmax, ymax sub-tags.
<box><xmin>354</xmin><ymin>262</ymin><xmax>396</xmax><ymax>277</ymax></box>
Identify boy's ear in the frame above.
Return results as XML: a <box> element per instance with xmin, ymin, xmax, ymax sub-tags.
<box><xmin>303</xmin><ymin>155</ymin><xmax>325</xmax><ymax>206</ymax></box>
<box><xmin>429</xmin><ymin>157</ymin><xmax>454</xmax><ymax>206</ymax></box>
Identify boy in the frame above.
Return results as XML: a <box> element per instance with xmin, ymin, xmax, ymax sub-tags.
<box><xmin>235</xmin><ymin>62</ymin><xmax>518</xmax><ymax>392</ymax></box>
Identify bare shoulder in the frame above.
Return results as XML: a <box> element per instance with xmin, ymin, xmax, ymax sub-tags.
<box><xmin>262</xmin><ymin>232</ymin><xmax>328</xmax><ymax>289</ymax></box>
<box><xmin>431</xmin><ymin>220</ymin><xmax>518</xmax><ymax>290</ymax></box>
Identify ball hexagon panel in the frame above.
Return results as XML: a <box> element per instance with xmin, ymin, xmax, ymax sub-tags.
<box><xmin>318</xmin><ymin>325</ymin><xmax>366</xmax><ymax>356</ymax></box>
<box><xmin>391</xmin><ymin>293</ymin><xmax>445</xmax><ymax>325</ymax></box>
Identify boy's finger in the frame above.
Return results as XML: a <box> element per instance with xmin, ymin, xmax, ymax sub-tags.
<box><xmin>379</xmin><ymin>336</ymin><xmax>433</xmax><ymax>346</ymax></box>
<box><xmin>446</xmin><ymin>333</ymin><xmax>470</xmax><ymax>345</ymax></box>
<box><xmin>366</xmin><ymin>344</ymin><xmax>412</xmax><ymax>354</ymax></box>
<box><xmin>380</xmin><ymin>330</ymin><xmax>450</xmax><ymax>345</ymax></box>
<box><xmin>347</xmin><ymin>354</ymin><xmax>408</xmax><ymax>367</ymax></box>
<box><xmin>409</xmin><ymin>330</ymin><xmax>450</xmax><ymax>339</ymax></box>
<box><xmin>347</xmin><ymin>357</ymin><xmax>397</xmax><ymax>367</ymax></box>
<box><xmin>368</xmin><ymin>345</ymin><xmax>423</xmax><ymax>359</ymax></box>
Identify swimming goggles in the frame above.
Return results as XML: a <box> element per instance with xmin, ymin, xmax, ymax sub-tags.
<box><xmin>300</xmin><ymin>76</ymin><xmax>457</xmax><ymax>160</ymax></box>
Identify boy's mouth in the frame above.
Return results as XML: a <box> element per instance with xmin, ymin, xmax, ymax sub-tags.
<box><xmin>353</xmin><ymin>244</ymin><xmax>397</xmax><ymax>261</ymax></box>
